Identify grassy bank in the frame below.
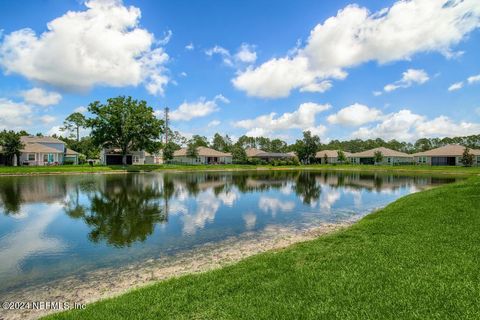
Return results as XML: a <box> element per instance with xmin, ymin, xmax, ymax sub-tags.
<box><xmin>1</xmin><ymin>163</ymin><xmax>480</xmax><ymax>175</ymax></box>
<box><xmin>45</xmin><ymin>176</ymin><xmax>480</xmax><ymax>319</ymax></box>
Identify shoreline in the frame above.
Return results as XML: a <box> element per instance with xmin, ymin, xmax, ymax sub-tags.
<box><xmin>1</xmin><ymin>221</ymin><xmax>355</xmax><ymax>320</ymax></box>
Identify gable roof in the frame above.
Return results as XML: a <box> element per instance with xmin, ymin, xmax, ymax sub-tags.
<box><xmin>65</xmin><ymin>148</ymin><xmax>80</xmax><ymax>155</ymax></box>
<box><xmin>21</xmin><ymin>143</ymin><xmax>63</xmax><ymax>154</ymax></box>
<box><xmin>315</xmin><ymin>150</ymin><xmax>352</xmax><ymax>158</ymax></box>
<box><xmin>21</xmin><ymin>136</ymin><xmax>65</xmax><ymax>144</ymax></box>
<box><xmin>351</xmin><ymin>147</ymin><xmax>412</xmax><ymax>158</ymax></box>
<box><xmin>413</xmin><ymin>144</ymin><xmax>480</xmax><ymax>157</ymax></box>
<box><xmin>245</xmin><ymin>148</ymin><xmax>265</xmax><ymax>157</ymax></box>
<box><xmin>173</xmin><ymin>146</ymin><xmax>232</xmax><ymax>157</ymax></box>
<box><xmin>245</xmin><ymin>147</ymin><xmax>294</xmax><ymax>158</ymax></box>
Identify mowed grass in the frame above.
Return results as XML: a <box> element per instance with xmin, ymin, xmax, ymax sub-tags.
<box><xmin>45</xmin><ymin>176</ymin><xmax>480</xmax><ymax>320</ymax></box>
<box><xmin>1</xmin><ymin>163</ymin><xmax>480</xmax><ymax>175</ymax></box>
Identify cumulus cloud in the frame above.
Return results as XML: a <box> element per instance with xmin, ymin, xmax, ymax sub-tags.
<box><xmin>327</xmin><ymin>103</ymin><xmax>383</xmax><ymax>126</ymax></box>
<box><xmin>207</xmin><ymin>120</ymin><xmax>221</xmax><ymax>127</ymax></box>
<box><xmin>0</xmin><ymin>98</ymin><xmax>33</xmax><ymax>129</ymax></box>
<box><xmin>0</xmin><ymin>0</ymin><xmax>170</xmax><ymax>95</ymax></box>
<box><xmin>20</xmin><ymin>88</ymin><xmax>62</xmax><ymax>107</ymax></box>
<box><xmin>170</xmin><ymin>94</ymin><xmax>229</xmax><ymax>121</ymax></box>
<box><xmin>383</xmin><ymin>69</ymin><xmax>429</xmax><ymax>92</ymax></box>
<box><xmin>74</xmin><ymin>106</ymin><xmax>88</xmax><ymax>113</ymax></box>
<box><xmin>235</xmin><ymin>102</ymin><xmax>331</xmax><ymax>137</ymax></box>
<box><xmin>352</xmin><ymin>109</ymin><xmax>480</xmax><ymax>141</ymax></box>
<box><xmin>467</xmin><ymin>74</ymin><xmax>480</xmax><ymax>84</ymax></box>
<box><xmin>39</xmin><ymin>115</ymin><xmax>56</xmax><ymax>124</ymax></box>
<box><xmin>448</xmin><ymin>81</ymin><xmax>464</xmax><ymax>91</ymax></box>
<box><xmin>206</xmin><ymin>43</ymin><xmax>257</xmax><ymax>67</ymax></box>
<box><xmin>233</xmin><ymin>0</ymin><xmax>480</xmax><ymax>98</ymax></box>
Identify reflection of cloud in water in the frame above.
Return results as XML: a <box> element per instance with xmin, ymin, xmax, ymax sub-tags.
<box><xmin>0</xmin><ymin>203</ymin><xmax>65</xmax><ymax>276</ymax></box>
<box><xmin>320</xmin><ymin>188</ymin><xmax>341</xmax><ymax>211</ymax></box>
<box><xmin>344</xmin><ymin>188</ymin><xmax>362</xmax><ymax>208</ymax></box>
<box><xmin>217</xmin><ymin>190</ymin><xmax>238</xmax><ymax>207</ymax></box>
<box><xmin>243</xmin><ymin>212</ymin><xmax>257</xmax><ymax>230</ymax></box>
<box><xmin>280</xmin><ymin>184</ymin><xmax>292</xmax><ymax>195</ymax></box>
<box><xmin>258</xmin><ymin>196</ymin><xmax>295</xmax><ymax>217</ymax></box>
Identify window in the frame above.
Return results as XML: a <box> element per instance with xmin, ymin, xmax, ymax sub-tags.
<box><xmin>133</xmin><ymin>155</ymin><xmax>139</xmax><ymax>163</ymax></box>
<box><xmin>28</xmin><ymin>153</ymin><xmax>35</xmax><ymax>161</ymax></box>
<box><xmin>477</xmin><ymin>156</ymin><xmax>480</xmax><ymax>164</ymax></box>
<box><xmin>43</xmin><ymin>154</ymin><xmax>48</xmax><ymax>162</ymax></box>
<box><xmin>387</xmin><ymin>157</ymin><xmax>391</xmax><ymax>163</ymax></box>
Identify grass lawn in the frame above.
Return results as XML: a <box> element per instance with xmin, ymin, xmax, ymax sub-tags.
<box><xmin>44</xmin><ymin>176</ymin><xmax>480</xmax><ymax>319</ymax></box>
<box><xmin>1</xmin><ymin>163</ymin><xmax>480</xmax><ymax>175</ymax></box>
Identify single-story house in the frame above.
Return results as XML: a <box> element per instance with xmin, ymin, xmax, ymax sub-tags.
<box><xmin>100</xmin><ymin>148</ymin><xmax>163</xmax><ymax>165</ymax></box>
<box><xmin>413</xmin><ymin>144</ymin><xmax>480</xmax><ymax>166</ymax></box>
<box><xmin>315</xmin><ymin>150</ymin><xmax>352</xmax><ymax>164</ymax></box>
<box><xmin>18</xmin><ymin>136</ymin><xmax>80</xmax><ymax>166</ymax></box>
<box><xmin>246</xmin><ymin>148</ymin><xmax>295</xmax><ymax>162</ymax></box>
<box><xmin>172</xmin><ymin>146</ymin><xmax>232</xmax><ymax>165</ymax></box>
<box><xmin>350</xmin><ymin>147</ymin><xmax>414</xmax><ymax>165</ymax></box>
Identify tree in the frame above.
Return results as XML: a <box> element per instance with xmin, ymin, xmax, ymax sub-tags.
<box><xmin>87</xmin><ymin>96</ymin><xmax>164</xmax><ymax>165</ymax></box>
<box><xmin>0</xmin><ymin>130</ymin><xmax>24</xmax><ymax>166</ymax></box>
<box><xmin>162</xmin><ymin>142</ymin><xmax>179</xmax><ymax>163</ymax></box>
<box><xmin>293</xmin><ymin>131</ymin><xmax>321</xmax><ymax>164</ymax></box>
<box><xmin>190</xmin><ymin>135</ymin><xmax>209</xmax><ymax>148</ymax></box>
<box><xmin>186</xmin><ymin>142</ymin><xmax>198</xmax><ymax>159</ymax></box>
<box><xmin>374</xmin><ymin>150</ymin><xmax>384</xmax><ymax>164</ymax></box>
<box><xmin>337</xmin><ymin>150</ymin><xmax>347</xmax><ymax>163</ymax></box>
<box><xmin>61</xmin><ymin>112</ymin><xmax>87</xmax><ymax>141</ymax></box>
<box><xmin>231</xmin><ymin>145</ymin><xmax>247</xmax><ymax>163</ymax></box>
<box><xmin>323</xmin><ymin>153</ymin><xmax>328</xmax><ymax>164</ymax></box>
<box><xmin>460</xmin><ymin>147</ymin><xmax>474</xmax><ymax>167</ymax></box>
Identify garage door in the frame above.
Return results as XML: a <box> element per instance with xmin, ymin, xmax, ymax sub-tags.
<box><xmin>105</xmin><ymin>155</ymin><xmax>132</xmax><ymax>165</ymax></box>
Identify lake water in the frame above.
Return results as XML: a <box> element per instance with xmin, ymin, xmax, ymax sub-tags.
<box><xmin>0</xmin><ymin>170</ymin><xmax>460</xmax><ymax>297</ymax></box>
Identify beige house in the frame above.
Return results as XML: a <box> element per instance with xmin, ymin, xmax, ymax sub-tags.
<box><xmin>316</xmin><ymin>150</ymin><xmax>352</xmax><ymax>164</ymax></box>
<box><xmin>172</xmin><ymin>146</ymin><xmax>232</xmax><ymax>165</ymax></box>
<box><xmin>413</xmin><ymin>144</ymin><xmax>480</xmax><ymax>166</ymax></box>
<box><xmin>350</xmin><ymin>147</ymin><xmax>414</xmax><ymax>165</ymax></box>
<box><xmin>19</xmin><ymin>136</ymin><xmax>80</xmax><ymax>165</ymax></box>
<box><xmin>246</xmin><ymin>147</ymin><xmax>295</xmax><ymax>162</ymax></box>
<box><xmin>100</xmin><ymin>148</ymin><xmax>162</xmax><ymax>165</ymax></box>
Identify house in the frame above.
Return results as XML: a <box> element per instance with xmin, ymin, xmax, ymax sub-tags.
<box><xmin>350</xmin><ymin>147</ymin><xmax>414</xmax><ymax>165</ymax></box>
<box><xmin>315</xmin><ymin>150</ymin><xmax>352</xmax><ymax>164</ymax></box>
<box><xmin>100</xmin><ymin>148</ymin><xmax>163</xmax><ymax>165</ymax></box>
<box><xmin>18</xmin><ymin>136</ymin><xmax>80</xmax><ymax>165</ymax></box>
<box><xmin>172</xmin><ymin>146</ymin><xmax>232</xmax><ymax>164</ymax></box>
<box><xmin>245</xmin><ymin>147</ymin><xmax>295</xmax><ymax>162</ymax></box>
<box><xmin>412</xmin><ymin>144</ymin><xmax>480</xmax><ymax>166</ymax></box>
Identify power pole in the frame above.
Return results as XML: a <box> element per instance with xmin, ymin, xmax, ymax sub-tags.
<box><xmin>164</xmin><ymin>107</ymin><xmax>169</xmax><ymax>145</ymax></box>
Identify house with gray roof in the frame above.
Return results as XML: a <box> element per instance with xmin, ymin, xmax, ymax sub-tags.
<box><xmin>412</xmin><ymin>144</ymin><xmax>480</xmax><ymax>166</ymax></box>
<box><xmin>18</xmin><ymin>136</ymin><xmax>80</xmax><ymax>166</ymax></box>
<box><xmin>245</xmin><ymin>147</ymin><xmax>295</xmax><ymax>162</ymax></box>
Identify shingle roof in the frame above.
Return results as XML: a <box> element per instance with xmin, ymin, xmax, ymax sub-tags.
<box><xmin>65</xmin><ymin>148</ymin><xmax>80</xmax><ymax>155</ymax></box>
<box><xmin>315</xmin><ymin>150</ymin><xmax>352</xmax><ymax>158</ymax></box>
<box><xmin>351</xmin><ymin>147</ymin><xmax>412</xmax><ymax>158</ymax></box>
<box><xmin>21</xmin><ymin>143</ymin><xmax>63</xmax><ymax>153</ymax></box>
<box><xmin>21</xmin><ymin>136</ymin><xmax>65</xmax><ymax>144</ymax></box>
<box><xmin>173</xmin><ymin>146</ymin><xmax>232</xmax><ymax>157</ymax></box>
<box><xmin>245</xmin><ymin>147</ymin><xmax>294</xmax><ymax>158</ymax></box>
<box><xmin>412</xmin><ymin>144</ymin><xmax>480</xmax><ymax>157</ymax></box>
<box><xmin>245</xmin><ymin>148</ymin><xmax>264</xmax><ymax>157</ymax></box>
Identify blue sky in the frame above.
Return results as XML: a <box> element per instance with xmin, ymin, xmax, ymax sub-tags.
<box><xmin>0</xmin><ymin>0</ymin><xmax>479</xmax><ymax>143</ymax></box>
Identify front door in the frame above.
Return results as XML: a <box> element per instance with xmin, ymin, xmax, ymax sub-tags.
<box><xmin>48</xmin><ymin>154</ymin><xmax>54</xmax><ymax>163</ymax></box>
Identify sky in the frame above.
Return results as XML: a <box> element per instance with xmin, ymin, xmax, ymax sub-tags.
<box><xmin>0</xmin><ymin>0</ymin><xmax>479</xmax><ymax>143</ymax></box>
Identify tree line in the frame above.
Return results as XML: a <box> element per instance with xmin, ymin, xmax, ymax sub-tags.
<box><xmin>1</xmin><ymin>95</ymin><xmax>479</xmax><ymax>165</ymax></box>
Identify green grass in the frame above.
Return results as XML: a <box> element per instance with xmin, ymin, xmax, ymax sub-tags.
<box><xmin>44</xmin><ymin>176</ymin><xmax>480</xmax><ymax>319</ymax></box>
<box><xmin>1</xmin><ymin>163</ymin><xmax>480</xmax><ymax>175</ymax></box>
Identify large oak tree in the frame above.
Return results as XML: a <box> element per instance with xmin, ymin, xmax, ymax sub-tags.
<box><xmin>87</xmin><ymin>96</ymin><xmax>163</xmax><ymax>165</ymax></box>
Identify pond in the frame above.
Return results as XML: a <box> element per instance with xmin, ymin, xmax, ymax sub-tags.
<box><xmin>0</xmin><ymin>170</ymin><xmax>460</xmax><ymax>299</ymax></box>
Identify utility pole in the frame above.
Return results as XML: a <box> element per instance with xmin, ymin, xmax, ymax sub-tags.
<box><xmin>164</xmin><ymin>107</ymin><xmax>169</xmax><ymax>145</ymax></box>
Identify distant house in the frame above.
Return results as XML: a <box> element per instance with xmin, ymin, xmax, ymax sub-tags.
<box><xmin>315</xmin><ymin>150</ymin><xmax>352</xmax><ymax>164</ymax></box>
<box><xmin>100</xmin><ymin>148</ymin><xmax>163</xmax><ymax>165</ymax></box>
<box><xmin>172</xmin><ymin>146</ymin><xmax>232</xmax><ymax>164</ymax></box>
<box><xmin>350</xmin><ymin>147</ymin><xmax>413</xmax><ymax>165</ymax></box>
<box><xmin>18</xmin><ymin>136</ymin><xmax>80</xmax><ymax>166</ymax></box>
<box><xmin>245</xmin><ymin>148</ymin><xmax>295</xmax><ymax>162</ymax></box>
<box><xmin>413</xmin><ymin>144</ymin><xmax>480</xmax><ymax>166</ymax></box>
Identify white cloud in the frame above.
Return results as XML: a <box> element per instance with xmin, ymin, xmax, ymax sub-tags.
<box><xmin>74</xmin><ymin>106</ymin><xmax>88</xmax><ymax>113</ymax></box>
<box><xmin>235</xmin><ymin>102</ymin><xmax>331</xmax><ymax>136</ymax></box>
<box><xmin>467</xmin><ymin>74</ymin><xmax>480</xmax><ymax>84</ymax></box>
<box><xmin>234</xmin><ymin>44</ymin><xmax>257</xmax><ymax>64</ymax></box>
<box><xmin>448</xmin><ymin>81</ymin><xmax>464</xmax><ymax>91</ymax></box>
<box><xmin>373</xmin><ymin>91</ymin><xmax>383</xmax><ymax>96</ymax></box>
<box><xmin>170</xmin><ymin>95</ymin><xmax>229</xmax><ymax>121</ymax></box>
<box><xmin>185</xmin><ymin>42</ymin><xmax>194</xmax><ymax>51</ymax></box>
<box><xmin>179</xmin><ymin>71</ymin><xmax>188</xmax><ymax>77</ymax></box>
<box><xmin>0</xmin><ymin>98</ymin><xmax>33</xmax><ymax>129</ymax></box>
<box><xmin>0</xmin><ymin>0</ymin><xmax>170</xmax><ymax>95</ymax></box>
<box><xmin>20</xmin><ymin>88</ymin><xmax>62</xmax><ymax>107</ymax></box>
<box><xmin>327</xmin><ymin>103</ymin><xmax>383</xmax><ymax>126</ymax></box>
<box><xmin>39</xmin><ymin>115</ymin><xmax>56</xmax><ymax>124</ymax></box>
<box><xmin>352</xmin><ymin>109</ymin><xmax>480</xmax><ymax>141</ymax></box>
<box><xmin>207</xmin><ymin>120</ymin><xmax>221</xmax><ymax>127</ymax></box>
<box><xmin>205</xmin><ymin>45</ymin><xmax>233</xmax><ymax>66</ymax></box>
<box><xmin>233</xmin><ymin>0</ymin><xmax>480</xmax><ymax>98</ymax></box>
<box><xmin>299</xmin><ymin>80</ymin><xmax>332</xmax><ymax>93</ymax></box>
<box><xmin>383</xmin><ymin>69</ymin><xmax>429</xmax><ymax>92</ymax></box>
